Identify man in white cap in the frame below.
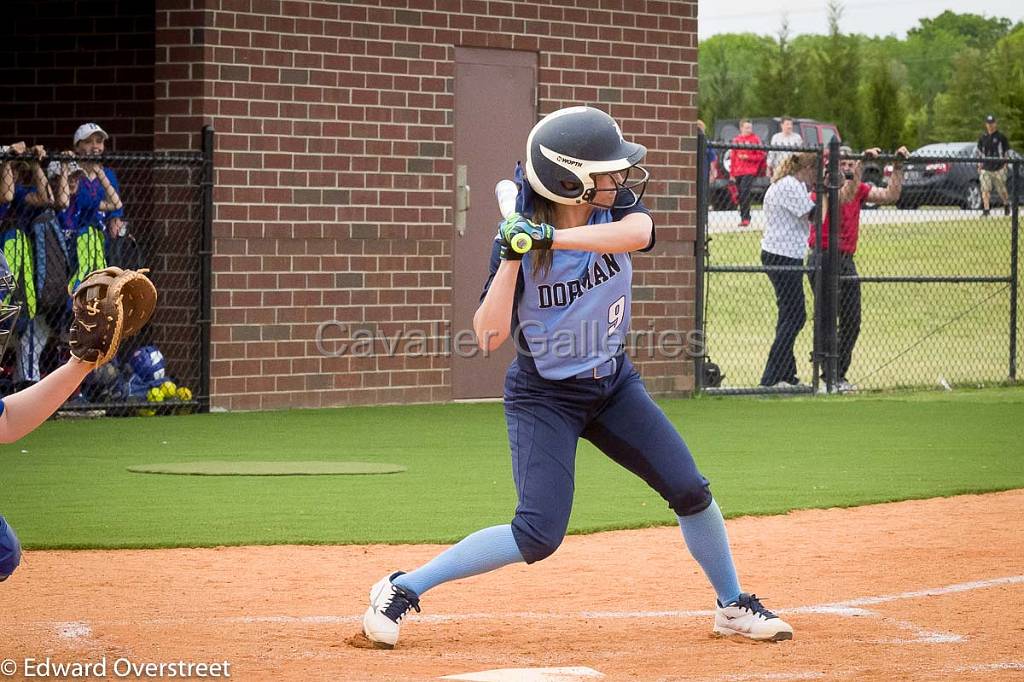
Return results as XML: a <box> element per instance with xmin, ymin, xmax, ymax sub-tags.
<box><xmin>73</xmin><ymin>122</ymin><xmax>125</xmax><ymax>238</ymax></box>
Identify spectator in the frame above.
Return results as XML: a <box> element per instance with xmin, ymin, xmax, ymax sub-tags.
<box><xmin>4</xmin><ymin>145</ymin><xmax>51</xmax><ymax>225</ymax></box>
<box><xmin>759</xmin><ymin>152</ymin><xmax>817</xmax><ymax>388</ymax></box>
<box><xmin>977</xmin><ymin>115</ymin><xmax>1011</xmax><ymax>217</ymax></box>
<box><xmin>40</xmin><ymin>156</ymin><xmax>81</xmax><ymax>329</ymax></box>
<box><xmin>808</xmin><ymin>145</ymin><xmax>909</xmax><ymax>392</ymax></box>
<box><xmin>70</xmin><ymin>123</ymin><xmax>123</xmax><ymax>290</ymax></box>
<box><xmin>74</xmin><ymin>123</ymin><xmax>125</xmax><ymax>235</ymax></box>
<box><xmin>768</xmin><ymin>117</ymin><xmax>804</xmax><ymax>177</ymax></box>
<box><xmin>730</xmin><ymin>119</ymin><xmax>766</xmax><ymax>227</ymax></box>
<box><xmin>0</xmin><ymin>143</ymin><xmax>26</xmax><ymax>368</ymax></box>
<box><xmin>58</xmin><ymin>165</ymin><xmax>87</xmax><ymax>241</ymax></box>
<box><xmin>48</xmin><ymin>156</ymin><xmax>85</xmax><ymax>233</ymax></box>
<box><xmin>3</xmin><ymin>145</ymin><xmax>53</xmax><ymax>388</ymax></box>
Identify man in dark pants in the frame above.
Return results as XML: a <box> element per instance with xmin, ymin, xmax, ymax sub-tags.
<box><xmin>730</xmin><ymin>120</ymin><xmax>766</xmax><ymax>227</ymax></box>
<box><xmin>808</xmin><ymin>144</ymin><xmax>908</xmax><ymax>392</ymax></box>
<box><xmin>806</xmin><ymin>251</ymin><xmax>861</xmax><ymax>390</ymax></box>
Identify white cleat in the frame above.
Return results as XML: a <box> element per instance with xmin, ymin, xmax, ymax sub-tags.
<box><xmin>714</xmin><ymin>593</ymin><xmax>793</xmax><ymax>641</ymax></box>
<box><xmin>362</xmin><ymin>571</ymin><xmax>420</xmax><ymax>649</ymax></box>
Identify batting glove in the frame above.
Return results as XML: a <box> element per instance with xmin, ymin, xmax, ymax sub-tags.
<box><xmin>499</xmin><ymin>214</ymin><xmax>555</xmax><ymax>255</ymax></box>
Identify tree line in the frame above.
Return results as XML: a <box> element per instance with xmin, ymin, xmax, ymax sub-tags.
<box><xmin>699</xmin><ymin>6</ymin><xmax>1024</xmax><ymax>151</ymax></box>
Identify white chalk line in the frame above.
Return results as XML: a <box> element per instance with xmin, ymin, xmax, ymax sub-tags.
<box><xmin>795</xmin><ymin>574</ymin><xmax>1024</xmax><ymax>610</ymax></box>
<box><xmin>956</xmin><ymin>662</ymin><xmax>1024</xmax><ymax>672</ymax></box>
<box><xmin>45</xmin><ymin>574</ymin><xmax>1023</xmax><ymax>638</ymax></box>
<box><xmin>441</xmin><ymin>667</ymin><xmax>604</xmax><ymax>682</ymax></box>
<box><xmin>714</xmin><ymin>674</ymin><xmax>826</xmax><ymax>682</ymax></box>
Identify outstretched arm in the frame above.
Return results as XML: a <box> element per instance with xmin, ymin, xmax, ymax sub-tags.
<box><xmin>0</xmin><ymin>359</ymin><xmax>93</xmax><ymax>444</ymax></box>
<box><xmin>866</xmin><ymin>146</ymin><xmax>910</xmax><ymax>205</ymax></box>
<box><xmin>553</xmin><ymin>212</ymin><xmax>654</xmax><ymax>253</ymax></box>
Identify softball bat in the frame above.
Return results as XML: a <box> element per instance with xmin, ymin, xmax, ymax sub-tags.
<box><xmin>495</xmin><ymin>179</ymin><xmax>532</xmax><ymax>253</ymax></box>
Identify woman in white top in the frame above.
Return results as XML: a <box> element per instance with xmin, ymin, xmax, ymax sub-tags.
<box><xmin>759</xmin><ymin>153</ymin><xmax>816</xmax><ymax>387</ymax></box>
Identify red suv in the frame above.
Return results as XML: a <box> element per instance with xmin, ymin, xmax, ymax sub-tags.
<box><xmin>709</xmin><ymin>117</ymin><xmax>841</xmax><ymax>211</ymax></box>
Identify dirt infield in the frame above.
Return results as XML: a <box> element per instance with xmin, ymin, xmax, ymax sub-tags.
<box><xmin>5</xmin><ymin>490</ymin><xmax>1024</xmax><ymax>681</ymax></box>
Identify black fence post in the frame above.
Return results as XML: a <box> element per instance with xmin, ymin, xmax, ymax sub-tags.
<box><xmin>826</xmin><ymin>137</ymin><xmax>841</xmax><ymax>393</ymax></box>
<box><xmin>1011</xmin><ymin>158</ymin><xmax>1019</xmax><ymax>382</ymax></box>
<box><xmin>199</xmin><ymin>126</ymin><xmax>214</xmax><ymax>413</ymax></box>
<box><xmin>694</xmin><ymin>130</ymin><xmax>708</xmax><ymax>393</ymax></box>
<box><xmin>811</xmin><ymin>149</ymin><xmax>826</xmax><ymax>395</ymax></box>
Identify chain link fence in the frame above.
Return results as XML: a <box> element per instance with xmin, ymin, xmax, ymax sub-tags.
<box><xmin>695</xmin><ymin>134</ymin><xmax>1020</xmax><ymax>394</ymax></box>
<box><xmin>1</xmin><ymin>128</ymin><xmax>212</xmax><ymax>414</ymax></box>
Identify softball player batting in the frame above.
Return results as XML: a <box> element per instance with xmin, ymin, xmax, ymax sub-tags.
<box><xmin>363</xmin><ymin>106</ymin><xmax>793</xmax><ymax>647</ymax></box>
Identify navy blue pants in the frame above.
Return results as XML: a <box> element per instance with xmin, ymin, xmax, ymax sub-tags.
<box><xmin>504</xmin><ymin>357</ymin><xmax>712</xmax><ymax>564</ymax></box>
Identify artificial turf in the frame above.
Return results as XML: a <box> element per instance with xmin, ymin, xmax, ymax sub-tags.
<box><xmin>3</xmin><ymin>386</ymin><xmax>1022</xmax><ymax>549</ymax></box>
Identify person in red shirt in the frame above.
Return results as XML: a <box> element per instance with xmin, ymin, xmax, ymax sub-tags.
<box><xmin>730</xmin><ymin>119</ymin><xmax>766</xmax><ymax>227</ymax></box>
<box><xmin>808</xmin><ymin>144</ymin><xmax>908</xmax><ymax>391</ymax></box>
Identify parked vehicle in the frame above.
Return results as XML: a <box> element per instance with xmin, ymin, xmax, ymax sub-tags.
<box><xmin>714</xmin><ymin>117</ymin><xmax>840</xmax><ymax>148</ymax></box>
<box><xmin>709</xmin><ymin>117</ymin><xmax>860</xmax><ymax>211</ymax></box>
<box><xmin>892</xmin><ymin>142</ymin><xmax>1018</xmax><ymax>210</ymax></box>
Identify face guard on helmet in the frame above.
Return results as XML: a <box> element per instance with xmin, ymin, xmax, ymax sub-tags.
<box><xmin>525</xmin><ymin>106</ymin><xmax>649</xmax><ymax>210</ymax></box>
<box><xmin>0</xmin><ymin>253</ymin><xmax>20</xmax><ymax>361</ymax></box>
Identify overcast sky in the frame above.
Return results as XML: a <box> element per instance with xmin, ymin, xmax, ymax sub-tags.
<box><xmin>698</xmin><ymin>0</ymin><xmax>1024</xmax><ymax>40</ymax></box>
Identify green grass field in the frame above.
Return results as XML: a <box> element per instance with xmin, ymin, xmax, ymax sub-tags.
<box><xmin>705</xmin><ymin>211</ymin><xmax>1021</xmax><ymax>389</ymax></box>
<box><xmin>4</xmin><ymin>386</ymin><xmax>1023</xmax><ymax>550</ymax></box>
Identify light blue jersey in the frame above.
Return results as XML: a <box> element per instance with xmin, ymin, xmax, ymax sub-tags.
<box><xmin>480</xmin><ymin>197</ymin><xmax>653</xmax><ymax>380</ymax></box>
<box><xmin>518</xmin><ymin>210</ymin><xmax>632</xmax><ymax>378</ymax></box>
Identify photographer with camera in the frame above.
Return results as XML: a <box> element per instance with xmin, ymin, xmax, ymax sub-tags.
<box><xmin>808</xmin><ymin>145</ymin><xmax>909</xmax><ymax>392</ymax></box>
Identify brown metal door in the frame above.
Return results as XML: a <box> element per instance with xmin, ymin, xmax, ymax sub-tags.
<box><xmin>451</xmin><ymin>48</ymin><xmax>536</xmax><ymax>399</ymax></box>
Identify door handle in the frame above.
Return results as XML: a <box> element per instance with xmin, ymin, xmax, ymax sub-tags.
<box><xmin>455</xmin><ymin>164</ymin><xmax>470</xmax><ymax>236</ymax></box>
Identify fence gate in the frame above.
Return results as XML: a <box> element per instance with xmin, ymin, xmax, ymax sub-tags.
<box><xmin>695</xmin><ymin>133</ymin><xmax>1020</xmax><ymax>395</ymax></box>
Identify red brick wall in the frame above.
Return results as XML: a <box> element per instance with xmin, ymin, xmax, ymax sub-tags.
<box><xmin>0</xmin><ymin>0</ymin><xmax>155</xmax><ymax>151</ymax></box>
<box><xmin>154</xmin><ymin>0</ymin><xmax>698</xmax><ymax>410</ymax></box>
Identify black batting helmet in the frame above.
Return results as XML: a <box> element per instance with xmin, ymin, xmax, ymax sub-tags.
<box><xmin>525</xmin><ymin>106</ymin><xmax>649</xmax><ymax>209</ymax></box>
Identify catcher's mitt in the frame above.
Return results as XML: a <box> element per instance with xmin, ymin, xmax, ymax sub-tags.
<box><xmin>69</xmin><ymin>267</ymin><xmax>157</xmax><ymax>366</ymax></box>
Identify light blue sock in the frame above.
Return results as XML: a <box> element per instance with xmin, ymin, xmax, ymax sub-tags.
<box><xmin>392</xmin><ymin>524</ymin><xmax>524</xmax><ymax>597</ymax></box>
<box><xmin>677</xmin><ymin>500</ymin><xmax>742</xmax><ymax>606</ymax></box>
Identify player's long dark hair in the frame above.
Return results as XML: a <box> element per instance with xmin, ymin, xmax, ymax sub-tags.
<box><xmin>527</xmin><ymin>195</ymin><xmax>558</xmax><ymax>279</ymax></box>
